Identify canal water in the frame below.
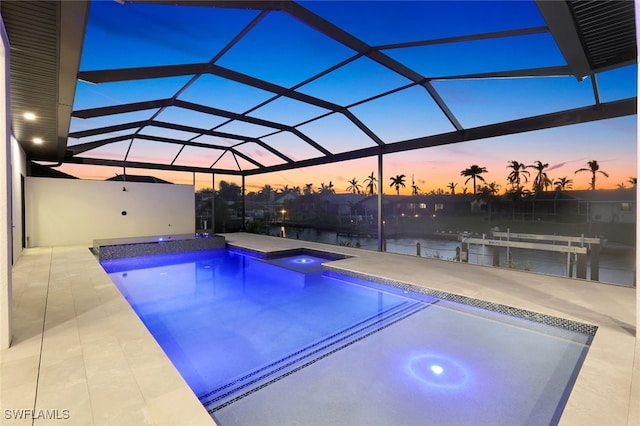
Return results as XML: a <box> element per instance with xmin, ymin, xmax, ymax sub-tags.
<box><xmin>269</xmin><ymin>225</ymin><xmax>635</xmax><ymax>287</ymax></box>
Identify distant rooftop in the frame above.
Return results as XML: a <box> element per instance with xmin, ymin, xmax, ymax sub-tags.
<box><xmin>106</xmin><ymin>174</ymin><xmax>173</xmax><ymax>184</ymax></box>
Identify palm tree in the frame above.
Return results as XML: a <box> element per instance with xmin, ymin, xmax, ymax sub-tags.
<box><xmin>479</xmin><ymin>181</ymin><xmax>501</xmax><ymax>196</ymax></box>
<box><xmin>364</xmin><ymin>172</ymin><xmax>377</xmax><ymax>195</ymax></box>
<box><xmin>319</xmin><ymin>181</ymin><xmax>335</xmax><ymax>195</ymax></box>
<box><xmin>346</xmin><ymin>178</ymin><xmax>362</xmax><ymax>194</ymax></box>
<box><xmin>506</xmin><ymin>160</ymin><xmax>530</xmax><ymax>191</ymax></box>
<box><xmin>447</xmin><ymin>182</ymin><xmax>457</xmax><ymax>195</ymax></box>
<box><xmin>554</xmin><ymin>177</ymin><xmax>573</xmax><ymax>191</ymax></box>
<box><xmin>303</xmin><ymin>183</ymin><xmax>314</xmax><ymax>195</ymax></box>
<box><xmin>460</xmin><ymin>165</ymin><xmax>487</xmax><ymax>194</ymax></box>
<box><xmin>389</xmin><ymin>174</ymin><xmax>406</xmax><ymax>195</ymax></box>
<box><xmin>258</xmin><ymin>184</ymin><xmax>274</xmax><ymax>202</ymax></box>
<box><xmin>627</xmin><ymin>177</ymin><xmax>637</xmax><ymax>186</ymax></box>
<box><xmin>218</xmin><ymin>180</ymin><xmax>241</xmax><ymax>202</ymax></box>
<box><xmin>530</xmin><ymin>160</ymin><xmax>549</xmax><ymax>193</ymax></box>
<box><xmin>575</xmin><ymin>160</ymin><xmax>608</xmax><ymax>190</ymax></box>
<box><xmin>410</xmin><ymin>175</ymin><xmax>420</xmax><ymax>195</ymax></box>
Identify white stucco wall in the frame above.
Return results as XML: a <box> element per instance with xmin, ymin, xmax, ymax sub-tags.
<box><xmin>1</xmin><ymin>10</ymin><xmax>12</xmax><ymax>348</ymax></box>
<box><xmin>26</xmin><ymin>177</ymin><xmax>195</xmax><ymax>247</ymax></box>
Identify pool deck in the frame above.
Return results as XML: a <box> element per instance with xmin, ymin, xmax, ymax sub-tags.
<box><xmin>1</xmin><ymin>233</ymin><xmax>637</xmax><ymax>425</ymax></box>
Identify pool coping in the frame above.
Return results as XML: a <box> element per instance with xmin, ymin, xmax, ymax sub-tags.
<box><xmin>227</xmin><ymin>244</ymin><xmax>351</xmax><ymax>261</ymax></box>
<box><xmin>94</xmin><ymin>233</ymin><xmax>226</xmax><ymax>260</ymax></box>
<box><xmin>229</xmin><ymin>243</ymin><xmax>598</xmax><ymax>336</ymax></box>
<box><xmin>322</xmin><ymin>266</ymin><xmax>598</xmax><ymax>337</ymax></box>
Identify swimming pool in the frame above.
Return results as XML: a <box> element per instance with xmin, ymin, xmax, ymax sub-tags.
<box><xmin>101</xmin><ymin>247</ymin><xmax>594</xmax><ymax>425</ymax></box>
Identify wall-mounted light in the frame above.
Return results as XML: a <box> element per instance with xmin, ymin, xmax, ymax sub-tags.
<box><xmin>32</xmin><ymin>137</ymin><xmax>43</xmax><ymax>145</ymax></box>
<box><xmin>122</xmin><ymin>187</ymin><xmax>127</xmax><ymax>192</ymax></box>
<box><xmin>23</xmin><ymin>112</ymin><xmax>36</xmax><ymax>121</ymax></box>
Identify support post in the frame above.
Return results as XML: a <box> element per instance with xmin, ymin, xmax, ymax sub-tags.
<box><xmin>568</xmin><ymin>254</ymin><xmax>574</xmax><ymax>278</ymax></box>
<box><xmin>576</xmin><ymin>253</ymin><xmax>587</xmax><ymax>279</ymax></box>
<box><xmin>566</xmin><ymin>241</ymin><xmax>571</xmax><ymax>277</ymax></box>
<box><xmin>211</xmin><ymin>173</ymin><xmax>215</xmax><ymax>233</ymax></box>
<box><xmin>377</xmin><ymin>152</ymin><xmax>384</xmax><ymax>252</ymax></box>
<box><xmin>461</xmin><ymin>242</ymin><xmax>469</xmax><ymax>262</ymax></box>
<box><xmin>589</xmin><ymin>243</ymin><xmax>600</xmax><ymax>281</ymax></box>
<box><xmin>241</xmin><ymin>175</ymin><xmax>246</xmax><ymax>231</ymax></box>
<box><xmin>506</xmin><ymin>228</ymin><xmax>510</xmax><ymax>264</ymax></box>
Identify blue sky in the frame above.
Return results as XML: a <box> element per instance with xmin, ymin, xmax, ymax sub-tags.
<box><xmin>61</xmin><ymin>0</ymin><xmax>637</xmax><ymax>193</ymax></box>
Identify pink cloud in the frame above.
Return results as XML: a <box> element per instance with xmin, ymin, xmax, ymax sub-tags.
<box><xmin>547</xmin><ymin>158</ymin><xmax>586</xmax><ymax>171</ymax></box>
<box><xmin>546</xmin><ymin>162</ymin><xmax>567</xmax><ymax>171</ymax></box>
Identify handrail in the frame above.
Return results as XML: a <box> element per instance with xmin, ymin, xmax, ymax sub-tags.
<box><xmin>491</xmin><ymin>231</ymin><xmax>600</xmax><ymax>245</ymax></box>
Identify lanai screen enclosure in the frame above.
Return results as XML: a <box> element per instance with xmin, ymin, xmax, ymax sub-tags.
<box><xmin>2</xmin><ymin>0</ymin><xmax>636</xmax><ymax>246</ymax></box>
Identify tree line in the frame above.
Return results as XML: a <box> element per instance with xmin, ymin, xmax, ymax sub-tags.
<box><xmin>456</xmin><ymin>159</ymin><xmax>631</xmax><ymax>196</ymax></box>
<box><xmin>199</xmin><ymin>159</ymin><xmax>635</xmax><ymax>204</ymax></box>
<box><xmin>341</xmin><ymin>159</ymin><xmax>634</xmax><ymax>197</ymax></box>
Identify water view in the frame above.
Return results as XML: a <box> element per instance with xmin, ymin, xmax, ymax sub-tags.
<box><xmin>270</xmin><ymin>225</ymin><xmax>635</xmax><ymax>287</ymax></box>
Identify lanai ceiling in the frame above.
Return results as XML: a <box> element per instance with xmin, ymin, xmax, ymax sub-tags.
<box><xmin>2</xmin><ymin>0</ymin><xmax>637</xmax><ymax>177</ymax></box>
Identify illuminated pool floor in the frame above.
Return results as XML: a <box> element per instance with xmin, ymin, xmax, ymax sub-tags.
<box><xmin>215</xmin><ymin>302</ymin><xmax>584</xmax><ymax>425</ymax></box>
<box><xmin>213</xmin><ymin>299</ymin><xmax>590</xmax><ymax>425</ymax></box>
<box><xmin>101</xmin><ymin>248</ymin><xmax>592</xmax><ymax>425</ymax></box>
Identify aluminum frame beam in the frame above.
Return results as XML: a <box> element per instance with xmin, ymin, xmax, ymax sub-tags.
<box><xmin>535</xmin><ymin>0</ymin><xmax>592</xmax><ymax>81</ymax></box>
<box><xmin>72</xmin><ymin>98</ymin><xmax>311</xmax><ymax>160</ymax></box>
<box><xmin>282</xmin><ymin>1</ymin><xmax>464</xmax><ymax>131</ymax></box>
<box><xmin>69</xmin><ymin>133</ymin><xmax>266</xmax><ymax>169</ymax></box>
<box><xmin>67</xmin><ymin>97</ymin><xmax>636</xmax><ymax>177</ymax></box>
<box><xmin>77</xmin><ymin>63</ymin><xmax>384</xmax><ymax>147</ymax></box>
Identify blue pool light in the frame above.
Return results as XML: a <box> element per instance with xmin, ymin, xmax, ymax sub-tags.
<box><xmin>408</xmin><ymin>354</ymin><xmax>468</xmax><ymax>388</ymax></box>
<box><xmin>292</xmin><ymin>257</ymin><xmax>315</xmax><ymax>264</ymax></box>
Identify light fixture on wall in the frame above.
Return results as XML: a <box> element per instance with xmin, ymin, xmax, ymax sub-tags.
<box><xmin>122</xmin><ymin>187</ymin><xmax>127</xmax><ymax>192</ymax></box>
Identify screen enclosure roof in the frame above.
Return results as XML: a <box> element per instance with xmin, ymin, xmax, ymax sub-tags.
<box><xmin>2</xmin><ymin>0</ymin><xmax>637</xmax><ymax>177</ymax></box>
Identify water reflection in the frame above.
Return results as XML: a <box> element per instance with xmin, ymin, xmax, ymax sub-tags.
<box><xmin>269</xmin><ymin>225</ymin><xmax>634</xmax><ymax>286</ymax></box>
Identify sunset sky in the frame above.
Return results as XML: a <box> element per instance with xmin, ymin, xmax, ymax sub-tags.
<box><xmin>56</xmin><ymin>0</ymin><xmax>637</xmax><ymax>195</ymax></box>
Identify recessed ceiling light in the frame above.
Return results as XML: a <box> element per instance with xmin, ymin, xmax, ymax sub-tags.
<box><xmin>23</xmin><ymin>112</ymin><xmax>36</xmax><ymax>121</ymax></box>
<box><xmin>33</xmin><ymin>137</ymin><xmax>43</xmax><ymax>144</ymax></box>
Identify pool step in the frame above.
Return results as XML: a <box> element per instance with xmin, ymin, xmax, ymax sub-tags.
<box><xmin>200</xmin><ymin>299</ymin><xmax>435</xmax><ymax>413</ymax></box>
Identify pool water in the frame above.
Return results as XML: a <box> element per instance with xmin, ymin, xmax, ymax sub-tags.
<box><xmin>101</xmin><ymin>248</ymin><xmax>593</xmax><ymax>425</ymax></box>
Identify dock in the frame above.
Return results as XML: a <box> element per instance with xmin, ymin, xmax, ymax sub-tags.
<box><xmin>460</xmin><ymin>231</ymin><xmax>602</xmax><ymax>281</ymax></box>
